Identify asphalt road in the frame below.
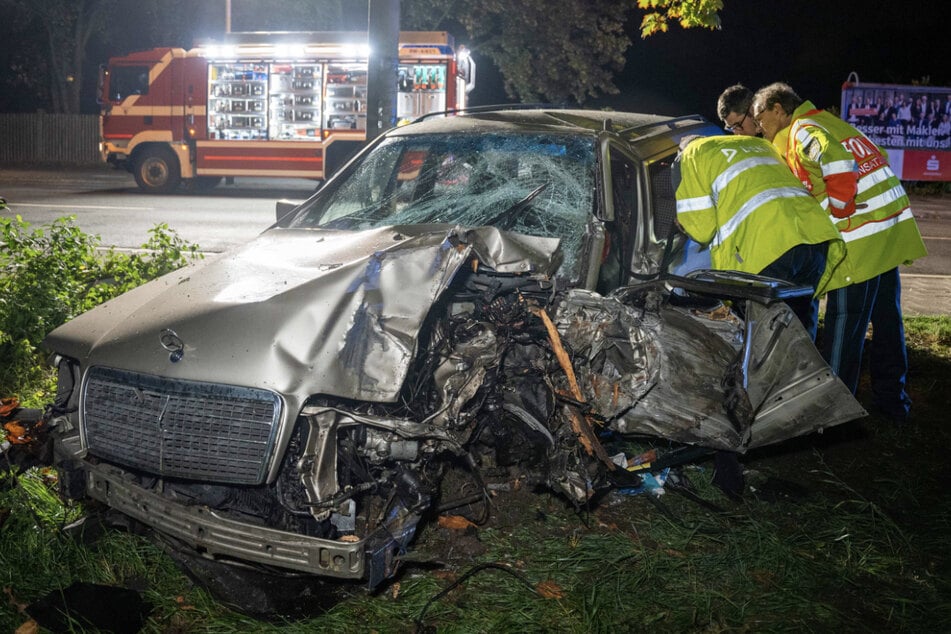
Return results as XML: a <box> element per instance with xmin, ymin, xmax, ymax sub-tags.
<box><xmin>901</xmin><ymin>195</ymin><xmax>951</xmax><ymax>276</ymax></box>
<box><xmin>0</xmin><ymin>166</ymin><xmax>318</xmax><ymax>253</ymax></box>
<box><xmin>3</xmin><ymin>165</ymin><xmax>950</xmax><ymax>314</ymax></box>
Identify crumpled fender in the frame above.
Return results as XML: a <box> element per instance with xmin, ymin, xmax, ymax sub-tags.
<box><xmin>553</xmin><ymin>289</ymin><xmax>865</xmax><ymax>452</ymax></box>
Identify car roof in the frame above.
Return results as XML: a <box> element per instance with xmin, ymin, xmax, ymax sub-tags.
<box><xmin>390</xmin><ymin>107</ymin><xmax>718</xmax><ymax>160</ymax></box>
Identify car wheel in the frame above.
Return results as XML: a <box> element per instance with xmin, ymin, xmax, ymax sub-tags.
<box><xmin>134</xmin><ymin>147</ymin><xmax>181</xmax><ymax>194</ymax></box>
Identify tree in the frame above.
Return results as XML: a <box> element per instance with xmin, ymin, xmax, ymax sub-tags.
<box><xmin>227</xmin><ymin>0</ymin><xmax>348</xmax><ymax>32</ymax></box>
<box><xmin>402</xmin><ymin>0</ymin><xmax>626</xmax><ymax>104</ymax></box>
<box><xmin>636</xmin><ymin>0</ymin><xmax>722</xmax><ymax>38</ymax></box>
<box><xmin>402</xmin><ymin>0</ymin><xmax>722</xmax><ymax>104</ymax></box>
<box><xmin>1</xmin><ymin>0</ymin><xmax>114</xmax><ymax>113</ymax></box>
<box><xmin>0</xmin><ymin>4</ymin><xmax>49</xmax><ymax>111</ymax></box>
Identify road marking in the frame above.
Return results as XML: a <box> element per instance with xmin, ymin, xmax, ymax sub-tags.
<box><xmin>921</xmin><ymin>236</ymin><xmax>951</xmax><ymax>241</ymax></box>
<box><xmin>901</xmin><ymin>273</ymin><xmax>951</xmax><ymax>278</ymax></box>
<box><xmin>8</xmin><ymin>202</ymin><xmax>155</xmax><ymax>211</ymax></box>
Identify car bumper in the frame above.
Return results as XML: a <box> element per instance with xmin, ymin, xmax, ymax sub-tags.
<box><xmin>82</xmin><ymin>461</ymin><xmax>367</xmax><ymax>579</ymax></box>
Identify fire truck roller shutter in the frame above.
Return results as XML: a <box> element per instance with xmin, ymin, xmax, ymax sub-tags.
<box><xmin>133</xmin><ymin>144</ymin><xmax>182</xmax><ymax>194</ymax></box>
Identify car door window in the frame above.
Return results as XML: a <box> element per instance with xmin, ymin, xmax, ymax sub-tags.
<box><xmin>597</xmin><ymin>149</ymin><xmax>638</xmax><ymax>294</ymax></box>
<box><xmin>649</xmin><ymin>157</ymin><xmax>677</xmax><ymax>241</ymax></box>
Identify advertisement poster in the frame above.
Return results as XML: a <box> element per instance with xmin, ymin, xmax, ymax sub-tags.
<box><xmin>840</xmin><ymin>81</ymin><xmax>951</xmax><ymax>181</ymax></box>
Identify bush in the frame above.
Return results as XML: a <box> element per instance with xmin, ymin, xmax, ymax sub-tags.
<box><xmin>0</xmin><ymin>215</ymin><xmax>202</xmax><ymax>401</ymax></box>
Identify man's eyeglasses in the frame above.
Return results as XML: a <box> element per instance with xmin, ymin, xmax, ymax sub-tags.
<box><xmin>724</xmin><ymin>111</ymin><xmax>749</xmax><ymax>133</ymax></box>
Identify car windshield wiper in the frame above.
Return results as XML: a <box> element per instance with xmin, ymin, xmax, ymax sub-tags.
<box><xmin>483</xmin><ymin>182</ymin><xmax>549</xmax><ymax>227</ymax></box>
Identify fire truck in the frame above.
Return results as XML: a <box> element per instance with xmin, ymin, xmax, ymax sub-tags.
<box><xmin>98</xmin><ymin>31</ymin><xmax>475</xmax><ymax>193</ymax></box>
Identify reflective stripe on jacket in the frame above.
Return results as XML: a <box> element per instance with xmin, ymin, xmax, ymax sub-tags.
<box><xmin>675</xmin><ymin>135</ymin><xmax>845</xmax><ymax>296</ymax></box>
<box><xmin>778</xmin><ymin>101</ymin><xmax>927</xmax><ymax>288</ymax></box>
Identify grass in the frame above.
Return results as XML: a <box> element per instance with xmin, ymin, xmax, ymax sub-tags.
<box><xmin>2</xmin><ymin>316</ymin><xmax>950</xmax><ymax>632</ymax></box>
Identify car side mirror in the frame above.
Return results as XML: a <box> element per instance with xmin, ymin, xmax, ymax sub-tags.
<box><xmin>275</xmin><ymin>199</ymin><xmax>302</xmax><ymax>227</ymax></box>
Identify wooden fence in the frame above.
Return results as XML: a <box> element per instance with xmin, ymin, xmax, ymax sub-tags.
<box><xmin>0</xmin><ymin>113</ymin><xmax>101</xmax><ymax>166</ymax></box>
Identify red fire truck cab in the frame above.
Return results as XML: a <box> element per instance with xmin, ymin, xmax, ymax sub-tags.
<box><xmin>98</xmin><ymin>31</ymin><xmax>475</xmax><ymax>193</ymax></box>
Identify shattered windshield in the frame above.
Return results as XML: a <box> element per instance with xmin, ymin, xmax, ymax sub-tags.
<box><xmin>290</xmin><ymin>132</ymin><xmax>598</xmax><ymax>276</ymax></box>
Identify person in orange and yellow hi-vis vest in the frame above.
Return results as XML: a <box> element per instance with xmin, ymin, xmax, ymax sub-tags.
<box><xmin>752</xmin><ymin>82</ymin><xmax>927</xmax><ymax>423</ymax></box>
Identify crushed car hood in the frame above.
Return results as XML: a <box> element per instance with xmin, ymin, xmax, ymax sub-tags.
<box><xmin>44</xmin><ymin>225</ymin><xmax>562</xmax><ymax>408</ymax></box>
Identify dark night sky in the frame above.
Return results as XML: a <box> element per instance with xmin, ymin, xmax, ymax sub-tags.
<box><xmin>468</xmin><ymin>0</ymin><xmax>947</xmax><ymax>124</ymax></box>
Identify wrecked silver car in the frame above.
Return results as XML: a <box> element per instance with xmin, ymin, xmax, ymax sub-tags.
<box><xmin>41</xmin><ymin>108</ymin><xmax>865</xmax><ymax>589</ymax></box>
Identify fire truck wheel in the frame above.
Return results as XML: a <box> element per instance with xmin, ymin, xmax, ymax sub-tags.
<box><xmin>134</xmin><ymin>147</ymin><xmax>181</xmax><ymax>194</ymax></box>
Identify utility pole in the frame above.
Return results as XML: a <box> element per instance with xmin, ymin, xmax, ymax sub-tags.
<box><xmin>366</xmin><ymin>0</ymin><xmax>400</xmax><ymax>141</ymax></box>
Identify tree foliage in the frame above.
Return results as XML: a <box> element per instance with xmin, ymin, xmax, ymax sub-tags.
<box><xmin>230</xmin><ymin>0</ymin><xmax>348</xmax><ymax>31</ymax></box>
<box><xmin>636</xmin><ymin>0</ymin><xmax>722</xmax><ymax>38</ymax></box>
<box><xmin>404</xmin><ymin>0</ymin><xmax>629</xmax><ymax>104</ymax></box>
<box><xmin>0</xmin><ymin>0</ymin><xmax>114</xmax><ymax>113</ymax></box>
<box><xmin>0</xmin><ymin>5</ymin><xmax>44</xmax><ymax>111</ymax></box>
<box><xmin>403</xmin><ymin>0</ymin><xmax>723</xmax><ymax>104</ymax></box>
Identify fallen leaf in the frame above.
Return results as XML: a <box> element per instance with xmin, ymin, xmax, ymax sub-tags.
<box><xmin>175</xmin><ymin>595</ymin><xmax>196</xmax><ymax>611</ymax></box>
<box><xmin>0</xmin><ymin>396</ymin><xmax>19</xmax><ymax>418</ymax></box>
<box><xmin>2</xmin><ymin>421</ymin><xmax>29</xmax><ymax>444</ymax></box>
<box><xmin>535</xmin><ymin>580</ymin><xmax>565</xmax><ymax>599</ymax></box>
<box><xmin>14</xmin><ymin>619</ymin><xmax>39</xmax><ymax>634</ymax></box>
<box><xmin>438</xmin><ymin>515</ymin><xmax>477</xmax><ymax>530</ymax></box>
<box><xmin>4</xmin><ymin>586</ymin><xmax>27</xmax><ymax>613</ymax></box>
<box><xmin>390</xmin><ymin>582</ymin><xmax>401</xmax><ymax>599</ymax></box>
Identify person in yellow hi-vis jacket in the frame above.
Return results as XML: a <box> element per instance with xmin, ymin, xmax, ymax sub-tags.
<box><xmin>674</xmin><ymin>134</ymin><xmax>845</xmax><ymax>340</ymax></box>
<box><xmin>752</xmin><ymin>82</ymin><xmax>927</xmax><ymax>423</ymax></box>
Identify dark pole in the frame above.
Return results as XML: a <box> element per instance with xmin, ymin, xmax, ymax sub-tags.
<box><xmin>366</xmin><ymin>0</ymin><xmax>400</xmax><ymax>141</ymax></box>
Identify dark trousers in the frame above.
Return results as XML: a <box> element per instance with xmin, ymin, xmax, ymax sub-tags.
<box><xmin>821</xmin><ymin>267</ymin><xmax>911</xmax><ymax>417</ymax></box>
<box><xmin>760</xmin><ymin>242</ymin><xmax>828</xmax><ymax>340</ymax></box>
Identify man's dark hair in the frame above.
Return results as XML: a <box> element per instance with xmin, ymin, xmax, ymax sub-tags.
<box><xmin>717</xmin><ymin>84</ymin><xmax>753</xmax><ymax>123</ymax></box>
<box><xmin>753</xmin><ymin>82</ymin><xmax>804</xmax><ymax>117</ymax></box>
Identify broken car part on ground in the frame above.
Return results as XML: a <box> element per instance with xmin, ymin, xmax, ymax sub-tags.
<box><xmin>24</xmin><ymin>108</ymin><xmax>865</xmax><ymax>592</ymax></box>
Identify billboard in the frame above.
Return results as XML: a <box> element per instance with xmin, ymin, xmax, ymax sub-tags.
<box><xmin>841</xmin><ymin>80</ymin><xmax>951</xmax><ymax>181</ymax></box>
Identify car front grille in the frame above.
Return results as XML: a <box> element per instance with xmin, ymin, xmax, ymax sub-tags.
<box><xmin>82</xmin><ymin>366</ymin><xmax>282</xmax><ymax>485</ymax></box>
